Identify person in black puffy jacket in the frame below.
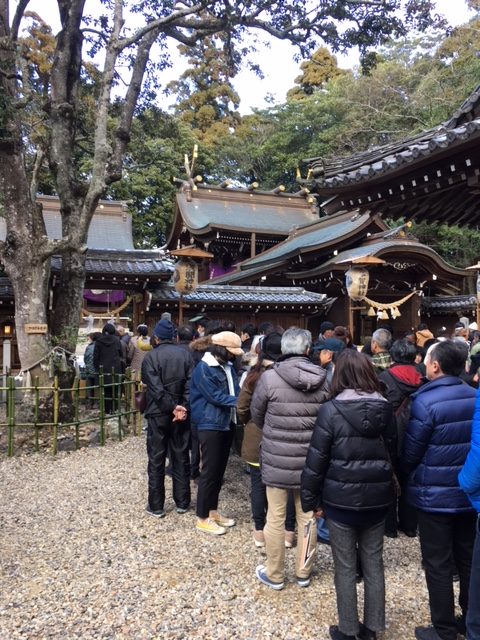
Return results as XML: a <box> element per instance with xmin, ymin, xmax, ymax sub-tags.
<box><xmin>301</xmin><ymin>349</ymin><xmax>396</xmax><ymax>640</ymax></box>
<box><xmin>403</xmin><ymin>339</ymin><xmax>476</xmax><ymax>640</ymax></box>
<box><xmin>378</xmin><ymin>338</ymin><xmax>425</xmax><ymax>538</ymax></box>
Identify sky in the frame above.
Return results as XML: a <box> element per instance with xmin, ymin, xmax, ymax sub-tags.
<box><xmin>9</xmin><ymin>0</ymin><xmax>475</xmax><ymax>114</ymax></box>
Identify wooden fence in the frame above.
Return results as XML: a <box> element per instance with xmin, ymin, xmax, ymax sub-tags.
<box><xmin>0</xmin><ymin>368</ymin><xmax>143</xmax><ymax>456</ymax></box>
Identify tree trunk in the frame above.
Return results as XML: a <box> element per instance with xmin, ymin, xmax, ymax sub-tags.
<box><xmin>51</xmin><ymin>249</ymin><xmax>87</xmax><ymax>352</ymax></box>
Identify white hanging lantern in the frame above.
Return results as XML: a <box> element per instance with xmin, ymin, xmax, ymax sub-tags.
<box><xmin>174</xmin><ymin>258</ymin><xmax>198</xmax><ymax>294</ymax></box>
<box><xmin>345</xmin><ymin>267</ymin><xmax>369</xmax><ymax>301</ymax></box>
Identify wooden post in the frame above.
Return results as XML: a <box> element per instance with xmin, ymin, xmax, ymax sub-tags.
<box><xmin>348</xmin><ymin>297</ymin><xmax>354</xmax><ymax>342</ymax></box>
<box><xmin>178</xmin><ymin>293</ymin><xmax>184</xmax><ymax>326</ymax></box>
<box><xmin>251</xmin><ymin>232</ymin><xmax>256</xmax><ymax>258</ymax></box>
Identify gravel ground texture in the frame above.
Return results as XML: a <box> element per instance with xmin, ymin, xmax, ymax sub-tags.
<box><xmin>0</xmin><ymin>434</ymin><xmax>447</xmax><ymax>640</ymax></box>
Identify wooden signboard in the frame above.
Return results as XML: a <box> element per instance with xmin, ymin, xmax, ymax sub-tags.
<box><xmin>24</xmin><ymin>323</ymin><xmax>48</xmax><ymax>334</ymax></box>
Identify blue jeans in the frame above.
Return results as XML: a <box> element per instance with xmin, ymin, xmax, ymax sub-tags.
<box><xmin>467</xmin><ymin>514</ymin><xmax>480</xmax><ymax>640</ymax></box>
<box><xmin>328</xmin><ymin>518</ymin><xmax>386</xmax><ymax>636</ymax></box>
<box><xmin>317</xmin><ymin>517</ymin><xmax>330</xmax><ymax>542</ymax></box>
<box><xmin>249</xmin><ymin>465</ymin><xmax>295</xmax><ymax>531</ymax></box>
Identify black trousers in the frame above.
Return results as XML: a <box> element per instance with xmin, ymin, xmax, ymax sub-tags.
<box><xmin>103</xmin><ymin>373</ymin><xmax>119</xmax><ymax>415</ymax></box>
<box><xmin>385</xmin><ymin>467</ymin><xmax>417</xmax><ymax>535</ymax></box>
<box><xmin>146</xmin><ymin>414</ymin><xmax>191</xmax><ymax>511</ymax></box>
<box><xmin>190</xmin><ymin>424</ymin><xmax>200</xmax><ymax>479</ymax></box>
<box><xmin>417</xmin><ymin>509</ymin><xmax>476</xmax><ymax>640</ymax></box>
<box><xmin>196</xmin><ymin>428</ymin><xmax>234</xmax><ymax>519</ymax></box>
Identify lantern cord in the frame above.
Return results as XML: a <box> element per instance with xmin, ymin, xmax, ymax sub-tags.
<box><xmin>362</xmin><ymin>290</ymin><xmax>419</xmax><ymax>310</ymax></box>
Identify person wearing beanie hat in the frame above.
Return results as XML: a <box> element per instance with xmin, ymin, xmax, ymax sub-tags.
<box><xmin>141</xmin><ymin>320</ymin><xmax>194</xmax><ymax>518</ymax></box>
<box><xmin>238</xmin><ymin>332</ymin><xmax>297</xmax><ymax>550</ymax></box>
<box><xmin>153</xmin><ymin>318</ymin><xmax>175</xmax><ymax>341</ymax></box>
<box><xmin>93</xmin><ymin>323</ymin><xmax>123</xmax><ymax>414</ymax></box>
<box><xmin>190</xmin><ymin>330</ymin><xmax>240</xmax><ymax>535</ymax></box>
<box><xmin>313</xmin><ymin>320</ymin><xmax>335</xmax><ymax>354</ymax></box>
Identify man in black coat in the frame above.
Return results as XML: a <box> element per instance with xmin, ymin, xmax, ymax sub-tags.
<box><xmin>93</xmin><ymin>322</ymin><xmax>123</xmax><ymax>415</ymax></box>
<box><xmin>141</xmin><ymin>319</ymin><xmax>194</xmax><ymax>518</ymax></box>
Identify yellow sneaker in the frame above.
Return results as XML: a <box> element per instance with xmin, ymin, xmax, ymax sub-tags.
<box><xmin>211</xmin><ymin>513</ymin><xmax>236</xmax><ymax>528</ymax></box>
<box><xmin>196</xmin><ymin>518</ymin><xmax>227</xmax><ymax>535</ymax></box>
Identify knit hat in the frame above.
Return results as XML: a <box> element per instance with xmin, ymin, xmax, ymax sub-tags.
<box><xmin>153</xmin><ymin>319</ymin><xmax>175</xmax><ymax>341</ymax></box>
<box><xmin>261</xmin><ymin>332</ymin><xmax>282</xmax><ymax>362</ymax></box>
<box><xmin>161</xmin><ymin>312</ymin><xmax>172</xmax><ymax>322</ymax></box>
<box><xmin>103</xmin><ymin>322</ymin><xmax>116</xmax><ymax>335</ymax></box>
<box><xmin>211</xmin><ymin>331</ymin><xmax>243</xmax><ymax>356</ymax></box>
<box><xmin>321</xmin><ymin>337</ymin><xmax>346</xmax><ymax>353</ymax></box>
<box><xmin>320</xmin><ymin>321</ymin><xmax>335</xmax><ymax>335</ymax></box>
<box><xmin>416</xmin><ymin>328</ymin><xmax>434</xmax><ymax>348</ymax></box>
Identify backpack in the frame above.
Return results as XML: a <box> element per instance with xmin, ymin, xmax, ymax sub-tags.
<box><xmin>136</xmin><ymin>336</ymin><xmax>152</xmax><ymax>352</ymax></box>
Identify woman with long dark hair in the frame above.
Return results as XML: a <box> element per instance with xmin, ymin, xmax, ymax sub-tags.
<box><xmin>301</xmin><ymin>350</ymin><xmax>396</xmax><ymax>640</ymax></box>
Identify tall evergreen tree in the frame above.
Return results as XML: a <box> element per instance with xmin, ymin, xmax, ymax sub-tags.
<box><xmin>167</xmin><ymin>37</ymin><xmax>240</xmax><ymax>143</ymax></box>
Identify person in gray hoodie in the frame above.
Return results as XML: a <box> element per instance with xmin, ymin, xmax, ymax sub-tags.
<box><xmin>250</xmin><ymin>327</ymin><xmax>329</xmax><ymax>590</ymax></box>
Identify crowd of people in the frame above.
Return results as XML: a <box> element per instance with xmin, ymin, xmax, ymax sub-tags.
<box><xmin>87</xmin><ymin>315</ymin><xmax>480</xmax><ymax>640</ymax></box>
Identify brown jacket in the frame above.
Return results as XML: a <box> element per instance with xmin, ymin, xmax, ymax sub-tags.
<box><xmin>238</xmin><ymin>362</ymin><xmax>273</xmax><ymax>464</ymax></box>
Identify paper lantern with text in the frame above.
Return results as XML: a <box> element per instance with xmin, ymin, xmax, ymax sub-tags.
<box><xmin>345</xmin><ymin>267</ymin><xmax>369</xmax><ymax>301</ymax></box>
<box><xmin>174</xmin><ymin>258</ymin><xmax>198</xmax><ymax>294</ymax></box>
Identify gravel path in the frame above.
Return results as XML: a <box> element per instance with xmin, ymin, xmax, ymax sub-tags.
<box><xmin>0</xmin><ymin>435</ymin><xmax>437</xmax><ymax>639</ymax></box>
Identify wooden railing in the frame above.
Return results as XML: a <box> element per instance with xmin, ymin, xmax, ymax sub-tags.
<box><xmin>0</xmin><ymin>368</ymin><xmax>143</xmax><ymax>456</ymax></box>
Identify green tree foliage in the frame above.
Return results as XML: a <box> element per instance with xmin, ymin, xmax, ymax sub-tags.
<box><xmin>107</xmin><ymin>107</ymin><xmax>207</xmax><ymax>248</ymax></box>
<box><xmin>287</xmin><ymin>47</ymin><xmax>347</xmax><ymax>101</ymax></box>
<box><xmin>167</xmin><ymin>37</ymin><xmax>241</xmax><ymax>143</ymax></box>
<box><xmin>413</xmin><ymin>221</ymin><xmax>480</xmax><ymax>269</ymax></box>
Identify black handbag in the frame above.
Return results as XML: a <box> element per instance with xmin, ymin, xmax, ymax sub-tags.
<box><xmin>134</xmin><ymin>390</ymin><xmax>147</xmax><ymax>413</ymax></box>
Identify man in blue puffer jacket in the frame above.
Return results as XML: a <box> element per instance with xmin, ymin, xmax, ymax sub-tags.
<box><xmin>403</xmin><ymin>340</ymin><xmax>477</xmax><ymax>640</ymax></box>
<box><xmin>459</xmin><ymin>388</ymin><xmax>480</xmax><ymax>640</ymax></box>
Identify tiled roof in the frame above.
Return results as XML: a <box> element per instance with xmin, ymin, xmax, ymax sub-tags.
<box><xmin>172</xmin><ymin>186</ymin><xmax>318</xmax><ymax>239</ymax></box>
<box><xmin>422</xmin><ymin>295</ymin><xmax>477</xmax><ymax>312</ymax></box>
<box><xmin>151</xmin><ymin>284</ymin><xmax>332</xmax><ymax>306</ymax></box>
<box><xmin>51</xmin><ymin>250</ymin><xmax>174</xmax><ymax>277</ymax></box>
<box><xmin>309</xmin><ymin>118</ymin><xmax>480</xmax><ymax>189</ymax></box>
<box><xmin>231</xmin><ymin>210</ymin><xmax>377</xmax><ymax>270</ymax></box>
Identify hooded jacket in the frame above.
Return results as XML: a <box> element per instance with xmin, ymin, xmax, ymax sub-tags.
<box><xmin>301</xmin><ymin>391</ymin><xmax>395</xmax><ymax>513</ymax></box>
<box><xmin>93</xmin><ymin>334</ymin><xmax>123</xmax><ymax>375</ymax></box>
<box><xmin>250</xmin><ymin>356</ymin><xmax>329</xmax><ymax>489</ymax></box>
<box><xmin>403</xmin><ymin>375</ymin><xmax>476</xmax><ymax>513</ymax></box>
<box><xmin>378</xmin><ymin>365</ymin><xmax>423</xmax><ymax>411</ymax></box>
